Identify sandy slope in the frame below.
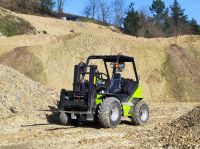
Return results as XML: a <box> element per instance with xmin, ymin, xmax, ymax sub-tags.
<box><xmin>1</xmin><ymin>11</ymin><xmax>200</xmax><ymax>102</ymax></box>
<box><xmin>0</xmin><ymin>32</ymin><xmax>199</xmax><ymax>102</ymax></box>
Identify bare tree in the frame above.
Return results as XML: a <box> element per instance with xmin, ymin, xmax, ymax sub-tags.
<box><xmin>83</xmin><ymin>5</ymin><xmax>92</xmax><ymax>17</ymax></box>
<box><xmin>0</xmin><ymin>0</ymin><xmax>2</xmax><ymax>6</ymax></box>
<box><xmin>98</xmin><ymin>0</ymin><xmax>111</xmax><ymax>23</ymax></box>
<box><xmin>113</xmin><ymin>0</ymin><xmax>125</xmax><ymax>27</ymax></box>
<box><xmin>13</xmin><ymin>0</ymin><xmax>40</xmax><ymax>13</ymax></box>
<box><xmin>57</xmin><ymin>0</ymin><xmax>67</xmax><ymax>13</ymax></box>
<box><xmin>0</xmin><ymin>0</ymin><xmax>17</xmax><ymax>11</ymax></box>
<box><xmin>83</xmin><ymin>0</ymin><xmax>99</xmax><ymax>19</ymax></box>
<box><xmin>0</xmin><ymin>0</ymin><xmax>51</xmax><ymax>14</ymax></box>
<box><xmin>18</xmin><ymin>0</ymin><xmax>39</xmax><ymax>13</ymax></box>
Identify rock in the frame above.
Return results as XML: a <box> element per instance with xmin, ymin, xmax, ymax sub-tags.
<box><xmin>10</xmin><ymin>106</ymin><xmax>18</xmax><ymax>114</ymax></box>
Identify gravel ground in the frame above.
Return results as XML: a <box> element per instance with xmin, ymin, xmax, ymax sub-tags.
<box><xmin>0</xmin><ymin>63</ymin><xmax>199</xmax><ymax>149</ymax></box>
<box><xmin>0</xmin><ymin>102</ymin><xmax>199</xmax><ymax>149</ymax></box>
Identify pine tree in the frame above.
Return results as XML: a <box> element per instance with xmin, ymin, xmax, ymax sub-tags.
<box><xmin>57</xmin><ymin>0</ymin><xmax>65</xmax><ymax>13</ymax></box>
<box><xmin>170</xmin><ymin>0</ymin><xmax>188</xmax><ymax>27</ymax></box>
<box><xmin>124</xmin><ymin>2</ymin><xmax>140</xmax><ymax>36</ymax></box>
<box><xmin>149</xmin><ymin>0</ymin><xmax>168</xmax><ymax>25</ymax></box>
<box><xmin>190</xmin><ymin>18</ymin><xmax>200</xmax><ymax>35</ymax></box>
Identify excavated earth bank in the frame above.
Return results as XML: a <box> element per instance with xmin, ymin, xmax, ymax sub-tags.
<box><xmin>0</xmin><ymin>8</ymin><xmax>200</xmax><ymax>149</ymax></box>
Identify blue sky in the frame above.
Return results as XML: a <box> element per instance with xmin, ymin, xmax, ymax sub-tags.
<box><xmin>61</xmin><ymin>0</ymin><xmax>200</xmax><ymax>23</ymax></box>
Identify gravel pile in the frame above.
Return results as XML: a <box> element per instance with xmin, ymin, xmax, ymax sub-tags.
<box><xmin>160</xmin><ymin>105</ymin><xmax>200</xmax><ymax>148</ymax></box>
<box><xmin>0</xmin><ymin>64</ymin><xmax>58</xmax><ymax>134</ymax></box>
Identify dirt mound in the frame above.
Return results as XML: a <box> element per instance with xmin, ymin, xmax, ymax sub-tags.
<box><xmin>160</xmin><ymin>105</ymin><xmax>200</xmax><ymax>148</ymax></box>
<box><xmin>163</xmin><ymin>44</ymin><xmax>200</xmax><ymax>101</ymax></box>
<box><xmin>171</xmin><ymin>105</ymin><xmax>200</xmax><ymax>129</ymax></box>
<box><xmin>0</xmin><ymin>46</ymin><xmax>46</xmax><ymax>83</ymax></box>
<box><xmin>0</xmin><ymin>64</ymin><xmax>58</xmax><ymax>134</ymax></box>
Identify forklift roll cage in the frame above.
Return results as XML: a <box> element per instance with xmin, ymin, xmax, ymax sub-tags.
<box><xmin>85</xmin><ymin>55</ymin><xmax>140</xmax><ymax>83</ymax></box>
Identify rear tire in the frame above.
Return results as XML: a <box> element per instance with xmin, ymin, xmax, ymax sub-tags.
<box><xmin>59</xmin><ymin>111</ymin><xmax>69</xmax><ymax>125</ymax></box>
<box><xmin>131</xmin><ymin>100</ymin><xmax>149</xmax><ymax>125</ymax></box>
<box><xmin>98</xmin><ymin>97</ymin><xmax>122</xmax><ymax>128</ymax></box>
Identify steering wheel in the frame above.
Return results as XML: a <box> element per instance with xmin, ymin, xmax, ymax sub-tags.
<box><xmin>96</xmin><ymin>72</ymin><xmax>109</xmax><ymax>83</ymax></box>
<box><xmin>96</xmin><ymin>86</ymin><xmax>107</xmax><ymax>93</ymax></box>
<box><xmin>97</xmin><ymin>72</ymin><xmax>108</xmax><ymax>79</ymax></box>
<box><xmin>95</xmin><ymin>72</ymin><xmax>109</xmax><ymax>93</ymax></box>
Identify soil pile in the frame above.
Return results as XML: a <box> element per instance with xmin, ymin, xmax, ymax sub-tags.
<box><xmin>163</xmin><ymin>44</ymin><xmax>200</xmax><ymax>101</ymax></box>
<box><xmin>160</xmin><ymin>105</ymin><xmax>200</xmax><ymax>148</ymax></box>
<box><xmin>0</xmin><ymin>64</ymin><xmax>58</xmax><ymax>134</ymax></box>
<box><xmin>0</xmin><ymin>46</ymin><xmax>46</xmax><ymax>83</ymax></box>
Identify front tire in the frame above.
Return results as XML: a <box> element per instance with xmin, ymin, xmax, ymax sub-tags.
<box><xmin>131</xmin><ymin>100</ymin><xmax>149</xmax><ymax>125</ymax></box>
<box><xmin>98</xmin><ymin>97</ymin><xmax>122</xmax><ymax>128</ymax></box>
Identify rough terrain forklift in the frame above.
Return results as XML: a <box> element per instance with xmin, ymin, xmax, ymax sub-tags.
<box><xmin>57</xmin><ymin>55</ymin><xmax>149</xmax><ymax>128</ymax></box>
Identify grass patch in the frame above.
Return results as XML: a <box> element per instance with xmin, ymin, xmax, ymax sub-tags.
<box><xmin>0</xmin><ymin>9</ymin><xmax>36</xmax><ymax>36</ymax></box>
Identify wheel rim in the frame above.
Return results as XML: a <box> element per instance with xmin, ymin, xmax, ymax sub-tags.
<box><xmin>139</xmin><ymin>106</ymin><xmax>148</xmax><ymax>122</ymax></box>
<box><xmin>110</xmin><ymin>106</ymin><xmax>119</xmax><ymax>122</ymax></box>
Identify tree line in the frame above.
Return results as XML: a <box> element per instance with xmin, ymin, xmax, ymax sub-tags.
<box><xmin>0</xmin><ymin>0</ymin><xmax>59</xmax><ymax>14</ymax></box>
<box><xmin>83</xmin><ymin>0</ymin><xmax>200</xmax><ymax>37</ymax></box>
<box><xmin>83</xmin><ymin>0</ymin><xmax>125</xmax><ymax>27</ymax></box>
<box><xmin>0</xmin><ymin>0</ymin><xmax>199</xmax><ymax>37</ymax></box>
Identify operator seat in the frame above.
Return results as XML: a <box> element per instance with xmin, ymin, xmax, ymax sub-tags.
<box><xmin>110</xmin><ymin>73</ymin><xmax>122</xmax><ymax>93</ymax></box>
<box><xmin>121</xmin><ymin>79</ymin><xmax>138</xmax><ymax>95</ymax></box>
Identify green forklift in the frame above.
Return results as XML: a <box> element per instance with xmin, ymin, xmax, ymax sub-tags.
<box><xmin>57</xmin><ymin>55</ymin><xmax>149</xmax><ymax>128</ymax></box>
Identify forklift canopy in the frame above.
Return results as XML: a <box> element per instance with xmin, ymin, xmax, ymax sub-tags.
<box><xmin>86</xmin><ymin>55</ymin><xmax>134</xmax><ymax>64</ymax></box>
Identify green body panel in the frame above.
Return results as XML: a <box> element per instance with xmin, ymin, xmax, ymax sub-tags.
<box><xmin>95</xmin><ymin>86</ymin><xmax>143</xmax><ymax>117</ymax></box>
<box><xmin>124</xmin><ymin>85</ymin><xmax>143</xmax><ymax>116</ymax></box>
<box><xmin>96</xmin><ymin>94</ymin><xmax>103</xmax><ymax>105</ymax></box>
<box><xmin>122</xmin><ymin>104</ymin><xmax>132</xmax><ymax>116</ymax></box>
<box><xmin>130</xmin><ymin>85</ymin><xmax>143</xmax><ymax>99</ymax></box>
